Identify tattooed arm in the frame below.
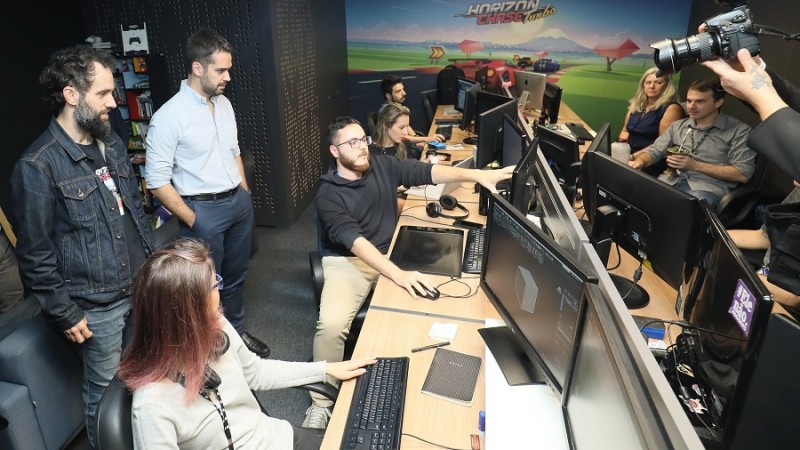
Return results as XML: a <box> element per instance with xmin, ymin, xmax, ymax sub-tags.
<box><xmin>702</xmin><ymin>49</ymin><xmax>788</xmax><ymax>121</ymax></box>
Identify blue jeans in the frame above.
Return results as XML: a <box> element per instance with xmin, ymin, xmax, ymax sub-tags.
<box><xmin>181</xmin><ymin>187</ymin><xmax>254</xmax><ymax>333</ymax></box>
<box><xmin>673</xmin><ymin>178</ymin><xmax>723</xmax><ymax>209</ymax></box>
<box><xmin>81</xmin><ymin>297</ymin><xmax>131</xmax><ymax>449</ymax></box>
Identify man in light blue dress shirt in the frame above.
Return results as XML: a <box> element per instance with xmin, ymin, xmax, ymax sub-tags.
<box><xmin>145</xmin><ymin>29</ymin><xmax>269</xmax><ymax>357</ymax></box>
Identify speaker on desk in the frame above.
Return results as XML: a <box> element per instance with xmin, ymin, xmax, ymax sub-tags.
<box><xmin>426</xmin><ymin>194</ymin><xmax>469</xmax><ymax>220</ymax></box>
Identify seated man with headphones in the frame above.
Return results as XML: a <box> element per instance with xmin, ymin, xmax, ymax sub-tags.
<box><xmin>303</xmin><ymin>116</ymin><xmax>512</xmax><ymax>429</ymax></box>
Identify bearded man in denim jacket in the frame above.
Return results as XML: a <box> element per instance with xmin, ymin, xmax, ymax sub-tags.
<box><xmin>10</xmin><ymin>46</ymin><xmax>153</xmax><ymax>448</ymax></box>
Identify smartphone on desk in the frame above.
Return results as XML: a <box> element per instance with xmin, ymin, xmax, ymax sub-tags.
<box><xmin>453</xmin><ymin>219</ymin><xmax>483</xmax><ymax>230</ymax></box>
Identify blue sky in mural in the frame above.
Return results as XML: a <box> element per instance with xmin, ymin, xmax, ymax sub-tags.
<box><xmin>346</xmin><ymin>0</ymin><xmax>693</xmax><ymax>55</ymax></box>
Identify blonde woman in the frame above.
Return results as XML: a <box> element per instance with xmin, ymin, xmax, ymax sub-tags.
<box><xmin>619</xmin><ymin>68</ymin><xmax>685</xmax><ymax>176</ymax></box>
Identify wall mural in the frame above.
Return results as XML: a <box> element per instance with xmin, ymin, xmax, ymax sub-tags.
<box><xmin>346</xmin><ymin>0</ymin><xmax>693</xmax><ymax>137</ymax></box>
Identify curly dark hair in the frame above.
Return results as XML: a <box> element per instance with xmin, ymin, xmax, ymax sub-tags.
<box><xmin>39</xmin><ymin>46</ymin><xmax>115</xmax><ymax>113</ymax></box>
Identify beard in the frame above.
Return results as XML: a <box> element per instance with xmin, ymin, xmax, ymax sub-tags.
<box><xmin>201</xmin><ymin>74</ymin><xmax>226</xmax><ymax>97</ymax></box>
<box><xmin>338</xmin><ymin>148</ymin><xmax>370</xmax><ymax>173</ymax></box>
<box><xmin>74</xmin><ymin>98</ymin><xmax>110</xmax><ymax>138</ymax></box>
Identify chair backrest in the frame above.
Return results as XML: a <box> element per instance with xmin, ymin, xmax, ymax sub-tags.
<box><xmin>95</xmin><ymin>375</ymin><xmax>134</xmax><ymax>450</ymax></box>
<box><xmin>366</xmin><ymin>111</ymin><xmax>378</xmax><ymax>137</ymax></box>
<box><xmin>420</xmin><ymin>89</ymin><xmax>437</xmax><ymax>131</ymax></box>
<box><xmin>716</xmin><ymin>155</ymin><xmax>769</xmax><ymax>228</ymax></box>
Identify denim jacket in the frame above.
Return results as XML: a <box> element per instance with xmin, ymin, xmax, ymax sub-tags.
<box><xmin>11</xmin><ymin>118</ymin><xmax>154</xmax><ymax>331</ymax></box>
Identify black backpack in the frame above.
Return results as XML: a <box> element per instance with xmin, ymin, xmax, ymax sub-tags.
<box><xmin>436</xmin><ymin>64</ymin><xmax>465</xmax><ymax>105</ymax></box>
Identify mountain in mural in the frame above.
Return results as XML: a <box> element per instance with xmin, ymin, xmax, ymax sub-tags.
<box><xmin>516</xmin><ymin>29</ymin><xmax>592</xmax><ymax>53</ymax></box>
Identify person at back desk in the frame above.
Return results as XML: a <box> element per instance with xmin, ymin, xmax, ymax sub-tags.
<box><xmin>370</xmin><ymin>102</ymin><xmax>421</xmax><ymax>160</ymax></box>
<box><xmin>303</xmin><ymin>116</ymin><xmax>512</xmax><ymax>429</ymax></box>
<box><xmin>618</xmin><ymin>67</ymin><xmax>685</xmax><ymax>177</ymax></box>
<box><xmin>380</xmin><ymin>74</ymin><xmax>445</xmax><ymax>144</ymax></box>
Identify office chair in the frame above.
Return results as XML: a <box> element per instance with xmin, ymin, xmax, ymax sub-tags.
<box><xmin>94</xmin><ymin>374</ymin><xmax>338</xmax><ymax>450</ymax></box>
<box><xmin>366</xmin><ymin>111</ymin><xmax>378</xmax><ymax>138</ymax></box>
<box><xmin>308</xmin><ymin>217</ymin><xmax>373</xmax><ymax>360</ymax></box>
<box><xmin>421</xmin><ymin>89</ymin><xmax>438</xmax><ymax>132</ymax></box>
<box><xmin>715</xmin><ymin>156</ymin><xmax>769</xmax><ymax>229</ymax></box>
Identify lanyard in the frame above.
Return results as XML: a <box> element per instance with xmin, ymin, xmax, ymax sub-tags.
<box><xmin>200</xmin><ymin>388</ymin><xmax>234</xmax><ymax>450</ymax></box>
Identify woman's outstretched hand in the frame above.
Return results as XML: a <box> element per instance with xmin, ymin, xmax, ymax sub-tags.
<box><xmin>326</xmin><ymin>358</ymin><xmax>378</xmax><ymax>381</ymax></box>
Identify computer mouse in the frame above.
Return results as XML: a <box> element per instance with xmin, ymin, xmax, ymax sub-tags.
<box><xmin>412</xmin><ymin>285</ymin><xmax>440</xmax><ymax>300</ymax></box>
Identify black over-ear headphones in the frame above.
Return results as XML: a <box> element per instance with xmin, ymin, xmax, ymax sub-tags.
<box><xmin>426</xmin><ymin>194</ymin><xmax>469</xmax><ymax>220</ymax></box>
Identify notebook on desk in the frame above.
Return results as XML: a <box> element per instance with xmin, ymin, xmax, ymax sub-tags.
<box><xmin>389</xmin><ymin>226</ymin><xmax>464</xmax><ymax>277</ymax></box>
<box><xmin>404</xmin><ymin>156</ymin><xmax>474</xmax><ymax>200</ymax></box>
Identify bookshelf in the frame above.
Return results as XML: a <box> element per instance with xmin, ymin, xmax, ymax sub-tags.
<box><xmin>112</xmin><ymin>53</ymin><xmax>168</xmax><ymax>213</ymax></box>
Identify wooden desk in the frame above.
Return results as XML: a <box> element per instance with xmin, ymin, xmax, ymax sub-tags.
<box><xmin>321</xmin><ymin>310</ymin><xmax>490</xmax><ymax>449</ymax></box>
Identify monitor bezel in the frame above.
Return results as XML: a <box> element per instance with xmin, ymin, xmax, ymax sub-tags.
<box><xmin>501</xmin><ymin>112</ymin><xmax>529</xmax><ymax>167</ymax></box>
<box><xmin>476</xmin><ymin>99</ymin><xmax>517</xmax><ymax>170</ymax></box>
<box><xmin>455</xmin><ymin>76</ymin><xmax>477</xmax><ymax>113</ymax></box>
<box><xmin>585</xmin><ymin>122</ymin><xmax>612</xmax><ymax>156</ymax></box>
<box><xmin>480</xmin><ymin>192</ymin><xmax>597</xmax><ymax>397</ymax></box>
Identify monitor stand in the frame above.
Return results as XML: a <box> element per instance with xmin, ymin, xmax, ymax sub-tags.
<box><xmin>463</xmin><ymin>136</ymin><xmax>477</xmax><ymax>145</ymax></box>
<box><xmin>590</xmin><ymin>205</ymin><xmax>650</xmax><ymax>309</ymax></box>
<box><xmin>478</xmin><ymin>326</ymin><xmax>545</xmax><ymax>386</ymax></box>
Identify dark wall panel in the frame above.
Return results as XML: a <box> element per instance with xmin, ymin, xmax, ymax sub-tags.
<box><xmin>79</xmin><ymin>0</ymin><xmax>347</xmax><ymax>226</ymax></box>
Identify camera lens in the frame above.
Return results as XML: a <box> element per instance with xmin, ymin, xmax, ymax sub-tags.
<box><xmin>651</xmin><ymin>32</ymin><xmax>718</xmax><ymax>75</ymax></box>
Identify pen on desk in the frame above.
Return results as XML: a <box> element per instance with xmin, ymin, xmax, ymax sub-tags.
<box><xmin>411</xmin><ymin>341</ymin><xmax>450</xmax><ymax>353</ymax></box>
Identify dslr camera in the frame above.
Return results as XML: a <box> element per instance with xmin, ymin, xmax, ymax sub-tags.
<box><xmin>650</xmin><ymin>1</ymin><xmax>760</xmax><ymax>75</ymax></box>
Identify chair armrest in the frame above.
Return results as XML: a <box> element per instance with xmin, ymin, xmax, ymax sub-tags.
<box><xmin>293</xmin><ymin>382</ymin><xmax>339</xmax><ymax>402</ymax></box>
<box><xmin>309</xmin><ymin>251</ymin><xmax>324</xmax><ymax>308</ymax></box>
<box><xmin>715</xmin><ymin>186</ymin><xmax>760</xmax><ymax>228</ymax></box>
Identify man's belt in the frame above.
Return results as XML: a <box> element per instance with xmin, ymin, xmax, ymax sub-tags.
<box><xmin>182</xmin><ymin>187</ymin><xmax>238</xmax><ymax>201</ymax></box>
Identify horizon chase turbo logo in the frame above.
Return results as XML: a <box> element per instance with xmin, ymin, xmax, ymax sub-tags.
<box><xmin>455</xmin><ymin>1</ymin><xmax>556</xmax><ymax>26</ymax></box>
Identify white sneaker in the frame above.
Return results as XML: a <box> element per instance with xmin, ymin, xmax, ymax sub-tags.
<box><xmin>302</xmin><ymin>405</ymin><xmax>332</xmax><ymax>429</ymax></box>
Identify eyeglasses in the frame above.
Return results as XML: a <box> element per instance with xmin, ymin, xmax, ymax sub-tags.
<box><xmin>334</xmin><ymin>135</ymin><xmax>372</xmax><ymax>149</ymax></box>
<box><xmin>213</xmin><ymin>273</ymin><xmax>224</xmax><ymax>291</ymax></box>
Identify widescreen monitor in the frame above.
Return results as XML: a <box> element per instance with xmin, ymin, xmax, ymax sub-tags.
<box><xmin>535</xmin><ymin>123</ymin><xmax>581</xmax><ymax>203</ymax></box>
<box><xmin>476</xmin><ymin>99</ymin><xmax>517</xmax><ymax>170</ymax></box>
<box><xmin>585</xmin><ymin>122</ymin><xmax>612</xmax><ymax>156</ymax></box>
<box><xmin>480</xmin><ymin>193</ymin><xmax>596</xmax><ymax>396</ymax></box>
<box><xmin>580</xmin><ymin>150</ymin><xmax>702</xmax><ymax>307</ymax></box>
<box><xmin>474</xmin><ymin>91</ymin><xmax>511</xmax><ymax>132</ymax></box>
<box><xmin>540</xmin><ymin>81</ymin><xmax>562</xmax><ymax>125</ymax></box>
<box><xmin>455</xmin><ymin>76</ymin><xmax>477</xmax><ymax>113</ymax></box>
<box><xmin>562</xmin><ymin>283</ymin><xmax>676</xmax><ymax>449</ymax></box>
<box><xmin>510</xmin><ymin>70</ymin><xmax>547</xmax><ymax>111</ymax></box>
<box><xmin>501</xmin><ymin>112</ymin><xmax>529</xmax><ymax>167</ymax></box>
<box><xmin>678</xmin><ymin>202</ymin><xmax>773</xmax><ymax>448</ymax></box>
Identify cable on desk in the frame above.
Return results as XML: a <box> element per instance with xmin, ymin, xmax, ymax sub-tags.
<box><xmin>401</xmin><ymin>432</ymin><xmax>473</xmax><ymax>450</ymax></box>
<box><xmin>437</xmin><ymin>276</ymin><xmax>480</xmax><ymax>299</ymax></box>
<box><xmin>605</xmin><ymin>243</ymin><xmax>622</xmax><ymax>271</ymax></box>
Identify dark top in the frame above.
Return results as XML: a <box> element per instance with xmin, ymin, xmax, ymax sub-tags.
<box><xmin>315</xmin><ymin>155</ymin><xmax>433</xmax><ymax>257</ymax></box>
<box><xmin>368</xmin><ymin>143</ymin><xmax>422</xmax><ymax>160</ymax></box>
<box><xmin>626</xmin><ymin>102</ymin><xmax>683</xmax><ymax>151</ymax></box>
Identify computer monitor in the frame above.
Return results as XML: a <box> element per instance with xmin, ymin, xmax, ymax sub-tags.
<box><xmin>501</xmin><ymin>113</ymin><xmax>529</xmax><ymax>167</ymax></box>
<box><xmin>459</xmin><ymin>81</ymin><xmax>483</xmax><ymax>137</ymax></box>
<box><xmin>455</xmin><ymin>76</ymin><xmax>477</xmax><ymax>113</ymax></box>
<box><xmin>677</xmin><ymin>202</ymin><xmax>773</xmax><ymax>448</ymax></box>
<box><xmin>562</xmin><ymin>283</ymin><xmax>677</xmax><ymax>449</ymax></box>
<box><xmin>585</xmin><ymin>122</ymin><xmax>612</xmax><ymax>156</ymax></box>
<box><xmin>476</xmin><ymin>99</ymin><xmax>517</xmax><ymax>170</ymax></box>
<box><xmin>474</xmin><ymin>91</ymin><xmax>511</xmax><ymax>132</ymax></box>
<box><xmin>535</xmin><ymin>123</ymin><xmax>581</xmax><ymax>202</ymax></box>
<box><xmin>540</xmin><ymin>81</ymin><xmax>562</xmax><ymax>125</ymax></box>
<box><xmin>511</xmin><ymin>70</ymin><xmax>547</xmax><ymax>111</ymax></box>
<box><xmin>580</xmin><ymin>150</ymin><xmax>702</xmax><ymax>308</ymax></box>
<box><xmin>479</xmin><ymin>193</ymin><xmax>596</xmax><ymax>395</ymax></box>
<box><xmin>509</xmin><ymin>136</ymin><xmax>539</xmax><ymax>214</ymax></box>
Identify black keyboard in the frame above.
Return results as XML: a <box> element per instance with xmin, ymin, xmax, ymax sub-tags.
<box><xmin>436</xmin><ymin>125</ymin><xmax>453</xmax><ymax>141</ymax></box>
<box><xmin>461</xmin><ymin>227</ymin><xmax>486</xmax><ymax>274</ymax></box>
<box><xmin>564</xmin><ymin>122</ymin><xmax>594</xmax><ymax>141</ymax></box>
<box><xmin>340</xmin><ymin>357</ymin><xmax>409</xmax><ymax>450</ymax></box>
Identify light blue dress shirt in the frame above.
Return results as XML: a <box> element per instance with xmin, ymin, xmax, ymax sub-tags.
<box><xmin>145</xmin><ymin>80</ymin><xmax>242</xmax><ymax>196</ymax></box>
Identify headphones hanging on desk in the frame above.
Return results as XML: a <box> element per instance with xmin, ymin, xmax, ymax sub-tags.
<box><xmin>426</xmin><ymin>194</ymin><xmax>469</xmax><ymax>220</ymax></box>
